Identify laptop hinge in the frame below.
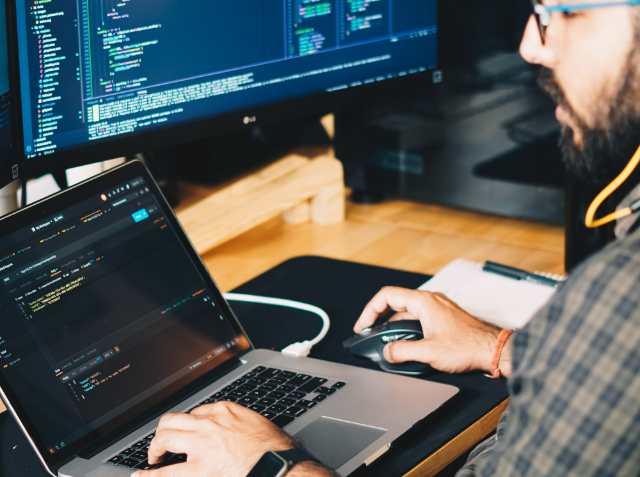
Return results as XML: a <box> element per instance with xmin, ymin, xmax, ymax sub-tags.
<box><xmin>76</xmin><ymin>357</ymin><xmax>245</xmax><ymax>460</ymax></box>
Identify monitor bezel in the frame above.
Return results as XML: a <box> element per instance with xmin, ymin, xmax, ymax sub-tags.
<box><xmin>0</xmin><ymin>160</ymin><xmax>254</xmax><ymax>472</ymax></box>
<box><xmin>5</xmin><ymin>0</ymin><xmax>439</xmax><ymax>177</ymax></box>
<box><xmin>0</xmin><ymin>0</ymin><xmax>18</xmax><ymax>188</ymax></box>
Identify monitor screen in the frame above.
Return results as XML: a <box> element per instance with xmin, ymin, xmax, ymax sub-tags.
<box><xmin>12</xmin><ymin>0</ymin><xmax>437</xmax><ymax>166</ymax></box>
<box><xmin>0</xmin><ymin>0</ymin><xmax>13</xmax><ymax>172</ymax></box>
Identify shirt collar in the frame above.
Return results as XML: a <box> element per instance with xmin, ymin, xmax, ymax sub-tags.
<box><xmin>615</xmin><ymin>183</ymin><xmax>640</xmax><ymax>238</ymax></box>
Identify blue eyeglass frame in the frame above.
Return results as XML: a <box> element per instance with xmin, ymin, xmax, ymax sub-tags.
<box><xmin>532</xmin><ymin>0</ymin><xmax>640</xmax><ymax>43</ymax></box>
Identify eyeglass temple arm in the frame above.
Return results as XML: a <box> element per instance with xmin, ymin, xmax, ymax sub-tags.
<box><xmin>540</xmin><ymin>1</ymin><xmax>640</xmax><ymax>13</ymax></box>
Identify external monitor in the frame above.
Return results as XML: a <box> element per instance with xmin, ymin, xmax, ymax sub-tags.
<box><xmin>7</xmin><ymin>0</ymin><xmax>439</xmax><ymax>177</ymax></box>
<box><xmin>0</xmin><ymin>0</ymin><xmax>19</xmax><ymax>187</ymax></box>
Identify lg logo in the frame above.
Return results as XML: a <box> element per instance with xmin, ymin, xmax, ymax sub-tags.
<box><xmin>243</xmin><ymin>116</ymin><xmax>257</xmax><ymax>125</ymax></box>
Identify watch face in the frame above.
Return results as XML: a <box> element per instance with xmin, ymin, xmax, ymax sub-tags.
<box><xmin>246</xmin><ymin>451</ymin><xmax>288</xmax><ymax>477</ymax></box>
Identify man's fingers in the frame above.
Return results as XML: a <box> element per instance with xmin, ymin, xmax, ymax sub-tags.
<box><xmin>148</xmin><ymin>429</ymin><xmax>196</xmax><ymax>464</ymax></box>
<box><xmin>354</xmin><ymin>287</ymin><xmax>421</xmax><ymax>333</ymax></box>
<box><xmin>157</xmin><ymin>412</ymin><xmax>202</xmax><ymax>432</ymax></box>
<box><xmin>387</xmin><ymin>312</ymin><xmax>418</xmax><ymax>322</ymax></box>
<box><xmin>384</xmin><ymin>340</ymin><xmax>431</xmax><ymax>364</ymax></box>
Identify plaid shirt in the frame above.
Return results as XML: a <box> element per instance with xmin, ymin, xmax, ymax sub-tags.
<box><xmin>458</xmin><ymin>186</ymin><xmax>640</xmax><ymax>477</ymax></box>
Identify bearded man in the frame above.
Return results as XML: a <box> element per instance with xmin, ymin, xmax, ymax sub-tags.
<box><xmin>132</xmin><ymin>3</ymin><xmax>640</xmax><ymax>477</ymax></box>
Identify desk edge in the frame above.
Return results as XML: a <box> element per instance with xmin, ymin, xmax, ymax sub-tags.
<box><xmin>402</xmin><ymin>399</ymin><xmax>509</xmax><ymax>477</ymax></box>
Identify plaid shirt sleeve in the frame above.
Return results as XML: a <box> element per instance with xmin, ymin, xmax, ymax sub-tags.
<box><xmin>457</xmin><ymin>231</ymin><xmax>640</xmax><ymax>477</ymax></box>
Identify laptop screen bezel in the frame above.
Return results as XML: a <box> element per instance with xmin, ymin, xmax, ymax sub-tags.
<box><xmin>0</xmin><ymin>160</ymin><xmax>253</xmax><ymax>471</ymax></box>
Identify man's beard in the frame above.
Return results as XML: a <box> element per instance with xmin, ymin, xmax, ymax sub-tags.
<box><xmin>538</xmin><ymin>65</ymin><xmax>640</xmax><ymax>185</ymax></box>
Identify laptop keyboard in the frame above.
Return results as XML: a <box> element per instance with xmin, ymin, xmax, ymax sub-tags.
<box><xmin>107</xmin><ymin>366</ymin><xmax>346</xmax><ymax>470</ymax></box>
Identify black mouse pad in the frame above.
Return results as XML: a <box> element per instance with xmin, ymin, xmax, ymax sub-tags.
<box><xmin>0</xmin><ymin>256</ymin><xmax>508</xmax><ymax>477</ymax></box>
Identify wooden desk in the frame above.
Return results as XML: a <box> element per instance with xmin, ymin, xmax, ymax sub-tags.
<box><xmin>0</xmin><ymin>152</ymin><xmax>564</xmax><ymax>475</ymax></box>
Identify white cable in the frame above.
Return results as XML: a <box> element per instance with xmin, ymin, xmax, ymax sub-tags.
<box><xmin>222</xmin><ymin>293</ymin><xmax>330</xmax><ymax>357</ymax></box>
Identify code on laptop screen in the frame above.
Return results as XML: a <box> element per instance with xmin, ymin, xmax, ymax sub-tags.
<box><xmin>0</xmin><ymin>176</ymin><xmax>246</xmax><ymax>454</ymax></box>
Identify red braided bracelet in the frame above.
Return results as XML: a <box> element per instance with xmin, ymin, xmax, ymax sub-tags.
<box><xmin>486</xmin><ymin>329</ymin><xmax>513</xmax><ymax>379</ymax></box>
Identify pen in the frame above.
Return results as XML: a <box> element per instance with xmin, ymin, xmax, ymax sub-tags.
<box><xmin>482</xmin><ymin>261</ymin><xmax>559</xmax><ymax>288</ymax></box>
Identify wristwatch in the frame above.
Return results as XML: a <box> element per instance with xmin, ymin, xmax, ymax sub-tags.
<box><xmin>247</xmin><ymin>448</ymin><xmax>318</xmax><ymax>477</ymax></box>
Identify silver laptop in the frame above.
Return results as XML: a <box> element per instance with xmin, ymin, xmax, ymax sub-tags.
<box><xmin>0</xmin><ymin>161</ymin><xmax>458</xmax><ymax>477</ymax></box>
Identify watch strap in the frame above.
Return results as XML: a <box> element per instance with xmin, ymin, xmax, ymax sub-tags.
<box><xmin>276</xmin><ymin>448</ymin><xmax>319</xmax><ymax>467</ymax></box>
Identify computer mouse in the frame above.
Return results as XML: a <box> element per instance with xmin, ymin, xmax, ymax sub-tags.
<box><xmin>343</xmin><ymin>320</ymin><xmax>435</xmax><ymax>376</ymax></box>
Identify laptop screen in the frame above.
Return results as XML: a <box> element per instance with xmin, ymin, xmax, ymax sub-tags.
<box><xmin>0</xmin><ymin>170</ymin><xmax>249</xmax><ymax>459</ymax></box>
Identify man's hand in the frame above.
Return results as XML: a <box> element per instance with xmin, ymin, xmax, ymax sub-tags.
<box><xmin>131</xmin><ymin>402</ymin><xmax>334</xmax><ymax>477</ymax></box>
<box><xmin>354</xmin><ymin>287</ymin><xmax>511</xmax><ymax>376</ymax></box>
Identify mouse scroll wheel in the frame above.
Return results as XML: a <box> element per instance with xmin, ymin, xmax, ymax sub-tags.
<box><xmin>382</xmin><ymin>333</ymin><xmax>417</xmax><ymax>343</ymax></box>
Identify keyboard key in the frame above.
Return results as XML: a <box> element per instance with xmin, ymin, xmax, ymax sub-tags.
<box><xmin>120</xmin><ymin>448</ymin><xmax>136</xmax><ymax>456</ymax></box>
<box><xmin>315</xmin><ymin>387</ymin><xmax>336</xmax><ymax>395</ymax></box>
<box><xmin>249</xmin><ymin>404</ymin><xmax>266</xmax><ymax>413</ymax></box>
<box><xmin>248</xmin><ymin>377</ymin><xmax>268</xmax><ymax>385</ymax></box>
<box><xmin>268</xmin><ymin>391</ymin><xmax>286</xmax><ymax>400</ymax></box>
<box><xmin>227</xmin><ymin>390</ymin><xmax>246</xmax><ymax>398</ymax></box>
<box><xmin>271</xmin><ymin>415</ymin><xmax>295</xmax><ymax>428</ymax></box>
<box><xmin>283</xmin><ymin>406</ymin><xmax>307</xmax><ymax>418</ymax></box>
<box><xmin>212</xmin><ymin>392</ymin><xmax>225</xmax><ymax>399</ymax></box>
<box><xmin>278</xmin><ymin>385</ymin><xmax>296</xmax><ymax>393</ymax></box>
<box><xmin>134</xmin><ymin>460</ymin><xmax>156</xmax><ymax>470</ymax></box>
<box><xmin>238</xmin><ymin>396</ymin><xmax>258</xmax><ymax>405</ymax></box>
<box><xmin>297</xmin><ymin>377</ymin><xmax>328</xmax><ymax>393</ymax></box>
<box><xmin>145</xmin><ymin>432</ymin><xmax>155</xmax><ymax>440</ymax></box>
<box><xmin>247</xmin><ymin>389</ymin><xmax>268</xmax><ymax>398</ymax></box>
<box><xmin>288</xmin><ymin>391</ymin><xmax>306</xmax><ymax>400</ymax></box>
<box><xmin>238</xmin><ymin>383</ymin><xmax>257</xmax><ymax>392</ymax></box>
<box><xmin>279</xmin><ymin>371</ymin><xmax>296</xmax><ymax>379</ymax></box>
<box><xmin>224</xmin><ymin>397</ymin><xmax>238</xmax><ymax>402</ymax></box>
<box><xmin>257</xmin><ymin>398</ymin><xmax>277</xmax><ymax>407</ymax></box>
<box><xmin>119</xmin><ymin>458</ymin><xmax>140</xmax><ymax>468</ymax></box>
<box><xmin>232</xmin><ymin>378</ymin><xmax>247</xmax><ymax>386</ymax></box>
<box><xmin>332</xmin><ymin>381</ymin><xmax>346</xmax><ymax>389</ymax></box>
<box><xmin>287</xmin><ymin>374</ymin><xmax>312</xmax><ymax>386</ymax></box>
<box><xmin>258</xmin><ymin>368</ymin><xmax>281</xmax><ymax>379</ymax></box>
<box><xmin>261</xmin><ymin>411</ymin><xmax>279</xmax><ymax>419</ymax></box>
<box><xmin>108</xmin><ymin>455</ymin><xmax>124</xmax><ymax>465</ymax></box>
<box><xmin>313</xmin><ymin>394</ymin><xmax>327</xmax><ymax>402</ymax></box>
<box><xmin>260</xmin><ymin>383</ymin><xmax>278</xmax><ymax>391</ymax></box>
<box><xmin>253</xmin><ymin>366</ymin><xmax>267</xmax><ymax>373</ymax></box>
<box><xmin>132</xmin><ymin>451</ymin><xmax>147</xmax><ymax>460</ymax></box>
<box><xmin>269</xmin><ymin>377</ymin><xmax>288</xmax><ymax>385</ymax></box>
<box><xmin>131</xmin><ymin>440</ymin><xmax>146</xmax><ymax>448</ymax></box>
<box><xmin>269</xmin><ymin>404</ymin><xmax>287</xmax><ymax>413</ymax></box>
<box><xmin>280</xmin><ymin>398</ymin><xmax>297</xmax><ymax>406</ymax></box>
<box><xmin>221</xmin><ymin>385</ymin><xmax>236</xmax><ymax>393</ymax></box>
<box><xmin>296</xmin><ymin>400</ymin><xmax>318</xmax><ymax>409</ymax></box>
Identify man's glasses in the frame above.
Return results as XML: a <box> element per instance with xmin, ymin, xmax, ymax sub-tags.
<box><xmin>532</xmin><ymin>0</ymin><xmax>640</xmax><ymax>43</ymax></box>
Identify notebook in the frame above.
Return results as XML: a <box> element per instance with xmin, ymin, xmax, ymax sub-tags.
<box><xmin>419</xmin><ymin>259</ymin><xmax>566</xmax><ymax>329</ymax></box>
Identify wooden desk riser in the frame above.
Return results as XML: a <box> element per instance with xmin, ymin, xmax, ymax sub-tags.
<box><xmin>0</xmin><ymin>147</ymin><xmax>564</xmax><ymax>476</ymax></box>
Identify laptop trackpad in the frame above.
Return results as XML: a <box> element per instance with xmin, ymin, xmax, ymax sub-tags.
<box><xmin>292</xmin><ymin>417</ymin><xmax>387</xmax><ymax>470</ymax></box>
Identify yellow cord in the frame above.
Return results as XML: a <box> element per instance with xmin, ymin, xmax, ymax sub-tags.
<box><xmin>585</xmin><ymin>144</ymin><xmax>640</xmax><ymax>228</ymax></box>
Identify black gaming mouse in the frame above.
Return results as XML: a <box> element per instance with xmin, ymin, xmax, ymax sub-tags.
<box><xmin>343</xmin><ymin>320</ymin><xmax>435</xmax><ymax>376</ymax></box>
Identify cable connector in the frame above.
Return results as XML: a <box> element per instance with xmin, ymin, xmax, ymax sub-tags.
<box><xmin>223</xmin><ymin>293</ymin><xmax>330</xmax><ymax>357</ymax></box>
<box><xmin>281</xmin><ymin>341</ymin><xmax>313</xmax><ymax>357</ymax></box>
